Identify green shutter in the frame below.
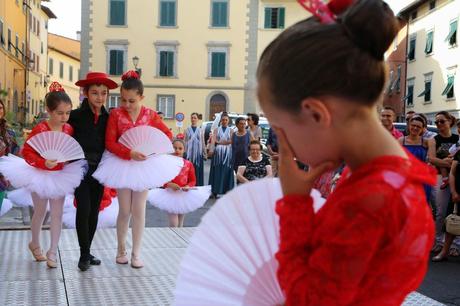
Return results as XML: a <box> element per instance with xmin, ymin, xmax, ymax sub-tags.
<box><xmin>408</xmin><ymin>38</ymin><xmax>416</xmax><ymax>60</ymax></box>
<box><xmin>212</xmin><ymin>2</ymin><xmax>227</xmax><ymax>27</ymax></box>
<box><xmin>278</xmin><ymin>8</ymin><xmax>285</xmax><ymax>28</ymax></box>
<box><xmin>211</xmin><ymin>53</ymin><xmax>218</xmax><ymax>77</ymax></box>
<box><xmin>160</xmin><ymin>1</ymin><xmax>176</xmax><ymax>26</ymax></box>
<box><xmin>212</xmin><ymin>2</ymin><xmax>219</xmax><ymax>26</ymax></box>
<box><xmin>442</xmin><ymin>76</ymin><xmax>455</xmax><ymax>95</ymax></box>
<box><xmin>221</xmin><ymin>2</ymin><xmax>228</xmax><ymax>27</ymax></box>
<box><xmin>168</xmin><ymin>2</ymin><xmax>176</xmax><ymax>26</ymax></box>
<box><xmin>160</xmin><ymin>51</ymin><xmax>167</xmax><ymax>76</ymax></box>
<box><xmin>425</xmin><ymin>31</ymin><xmax>433</xmax><ymax>54</ymax></box>
<box><xmin>160</xmin><ymin>51</ymin><xmax>174</xmax><ymax>76</ymax></box>
<box><xmin>446</xmin><ymin>20</ymin><xmax>458</xmax><ymax>43</ymax></box>
<box><xmin>264</xmin><ymin>8</ymin><xmax>271</xmax><ymax>29</ymax></box>
<box><xmin>110</xmin><ymin>50</ymin><xmax>123</xmax><ymax>75</ymax></box>
<box><xmin>110</xmin><ymin>0</ymin><xmax>125</xmax><ymax>26</ymax></box>
<box><xmin>211</xmin><ymin>52</ymin><xmax>226</xmax><ymax>77</ymax></box>
<box><xmin>117</xmin><ymin>50</ymin><xmax>124</xmax><ymax>75</ymax></box>
<box><xmin>167</xmin><ymin>52</ymin><xmax>174</xmax><ymax>76</ymax></box>
<box><xmin>160</xmin><ymin>2</ymin><xmax>167</xmax><ymax>26</ymax></box>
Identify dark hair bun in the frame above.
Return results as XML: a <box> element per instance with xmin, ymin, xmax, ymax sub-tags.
<box><xmin>340</xmin><ymin>0</ymin><xmax>401</xmax><ymax>60</ymax></box>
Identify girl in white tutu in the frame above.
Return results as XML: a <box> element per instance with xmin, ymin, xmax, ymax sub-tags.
<box><xmin>148</xmin><ymin>139</ymin><xmax>211</xmax><ymax>227</ymax></box>
<box><xmin>93</xmin><ymin>70</ymin><xmax>175</xmax><ymax>268</ymax></box>
<box><xmin>0</xmin><ymin>82</ymin><xmax>86</xmax><ymax>268</ymax></box>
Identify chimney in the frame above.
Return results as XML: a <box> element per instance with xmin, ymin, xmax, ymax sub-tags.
<box><xmin>76</xmin><ymin>31</ymin><xmax>81</xmax><ymax>41</ymax></box>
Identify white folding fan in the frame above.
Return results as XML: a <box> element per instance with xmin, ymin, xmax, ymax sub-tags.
<box><xmin>0</xmin><ymin>198</ymin><xmax>13</xmax><ymax>217</ymax></box>
<box><xmin>118</xmin><ymin>125</ymin><xmax>174</xmax><ymax>156</ymax></box>
<box><xmin>26</xmin><ymin>131</ymin><xmax>85</xmax><ymax>163</ymax></box>
<box><xmin>174</xmin><ymin>177</ymin><xmax>326</xmax><ymax>306</ymax></box>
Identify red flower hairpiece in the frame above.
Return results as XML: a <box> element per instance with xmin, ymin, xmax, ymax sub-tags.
<box><xmin>121</xmin><ymin>70</ymin><xmax>140</xmax><ymax>81</ymax></box>
<box><xmin>48</xmin><ymin>81</ymin><xmax>65</xmax><ymax>93</ymax></box>
<box><xmin>297</xmin><ymin>0</ymin><xmax>354</xmax><ymax>24</ymax></box>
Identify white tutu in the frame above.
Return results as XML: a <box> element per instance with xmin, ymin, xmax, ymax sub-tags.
<box><xmin>148</xmin><ymin>185</ymin><xmax>211</xmax><ymax>214</ymax></box>
<box><xmin>0</xmin><ymin>198</ymin><xmax>13</xmax><ymax>217</ymax></box>
<box><xmin>0</xmin><ymin>155</ymin><xmax>86</xmax><ymax>199</ymax></box>
<box><xmin>62</xmin><ymin>195</ymin><xmax>119</xmax><ymax>229</ymax></box>
<box><xmin>7</xmin><ymin>188</ymin><xmax>34</xmax><ymax>208</ymax></box>
<box><xmin>92</xmin><ymin>151</ymin><xmax>183</xmax><ymax>191</ymax></box>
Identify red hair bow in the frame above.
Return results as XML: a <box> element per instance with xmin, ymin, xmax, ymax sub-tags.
<box><xmin>297</xmin><ymin>0</ymin><xmax>354</xmax><ymax>24</ymax></box>
<box><xmin>121</xmin><ymin>70</ymin><xmax>140</xmax><ymax>81</ymax></box>
<box><xmin>48</xmin><ymin>81</ymin><xmax>65</xmax><ymax>93</ymax></box>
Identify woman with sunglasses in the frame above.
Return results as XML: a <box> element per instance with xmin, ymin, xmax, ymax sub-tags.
<box><xmin>399</xmin><ymin>115</ymin><xmax>435</xmax><ymax>202</ymax></box>
<box><xmin>428</xmin><ymin>111</ymin><xmax>459</xmax><ymax>256</ymax></box>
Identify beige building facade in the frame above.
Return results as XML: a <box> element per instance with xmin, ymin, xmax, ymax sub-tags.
<box><xmin>26</xmin><ymin>2</ymin><xmax>56</xmax><ymax>123</ymax></box>
<box><xmin>47</xmin><ymin>33</ymin><xmax>81</xmax><ymax>107</ymax></box>
<box><xmin>400</xmin><ymin>0</ymin><xmax>460</xmax><ymax>122</ymax></box>
<box><xmin>0</xmin><ymin>0</ymin><xmax>27</xmax><ymax>123</ymax></box>
<box><xmin>81</xmin><ymin>0</ymin><xmax>310</xmax><ymax>130</ymax></box>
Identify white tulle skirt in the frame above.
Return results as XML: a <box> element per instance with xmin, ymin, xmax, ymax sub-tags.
<box><xmin>0</xmin><ymin>155</ymin><xmax>86</xmax><ymax>199</ymax></box>
<box><xmin>7</xmin><ymin>188</ymin><xmax>34</xmax><ymax>208</ymax></box>
<box><xmin>148</xmin><ymin>185</ymin><xmax>211</xmax><ymax>214</ymax></box>
<box><xmin>92</xmin><ymin>151</ymin><xmax>183</xmax><ymax>191</ymax></box>
<box><xmin>62</xmin><ymin>195</ymin><xmax>119</xmax><ymax>229</ymax></box>
<box><xmin>6</xmin><ymin>187</ymin><xmax>118</xmax><ymax>228</ymax></box>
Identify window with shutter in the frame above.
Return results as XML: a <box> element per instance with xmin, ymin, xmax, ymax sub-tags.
<box><xmin>109</xmin><ymin>0</ymin><xmax>126</xmax><ymax>26</ymax></box>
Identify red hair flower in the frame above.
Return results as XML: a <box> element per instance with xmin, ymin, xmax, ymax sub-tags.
<box><xmin>297</xmin><ymin>0</ymin><xmax>354</xmax><ymax>24</ymax></box>
<box><xmin>121</xmin><ymin>70</ymin><xmax>140</xmax><ymax>81</ymax></box>
<box><xmin>48</xmin><ymin>81</ymin><xmax>65</xmax><ymax>93</ymax></box>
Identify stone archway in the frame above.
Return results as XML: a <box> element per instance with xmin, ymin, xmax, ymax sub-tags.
<box><xmin>209</xmin><ymin>93</ymin><xmax>227</xmax><ymax>120</ymax></box>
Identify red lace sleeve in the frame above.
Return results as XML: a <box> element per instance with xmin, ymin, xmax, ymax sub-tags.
<box><xmin>105</xmin><ymin>111</ymin><xmax>131</xmax><ymax>160</ymax></box>
<box><xmin>186</xmin><ymin>161</ymin><xmax>196</xmax><ymax>187</ymax></box>
<box><xmin>151</xmin><ymin>112</ymin><xmax>173</xmax><ymax>140</ymax></box>
<box><xmin>276</xmin><ymin>192</ymin><xmax>387</xmax><ymax>305</ymax></box>
<box><xmin>22</xmin><ymin>123</ymin><xmax>64</xmax><ymax>171</ymax></box>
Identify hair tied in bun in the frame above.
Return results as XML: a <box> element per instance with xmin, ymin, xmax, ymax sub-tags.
<box><xmin>121</xmin><ymin>70</ymin><xmax>140</xmax><ymax>81</ymax></box>
<box><xmin>297</xmin><ymin>0</ymin><xmax>354</xmax><ymax>24</ymax></box>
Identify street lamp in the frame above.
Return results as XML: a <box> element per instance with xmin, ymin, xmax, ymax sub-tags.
<box><xmin>44</xmin><ymin>75</ymin><xmax>51</xmax><ymax>88</ymax></box>
<box><xmin>132</xmin><ymin>56</ymin><xmax>142</xmax><ymax>77</ymax></box>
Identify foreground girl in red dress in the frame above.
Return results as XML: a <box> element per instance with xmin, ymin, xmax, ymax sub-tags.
<box><xmin>256</xmin><ymin>0</ymin><xmax>436</xmax><ymax>305</ymax></box>
<box><xmin>0</xmin><ymin>82</ymin><xmax>86</xmax><ymax>268</ymax></box>
<box><xmin>93</xmin><ymin>71</ymin><xmax>174</xmax><ymax>268</ymax></box>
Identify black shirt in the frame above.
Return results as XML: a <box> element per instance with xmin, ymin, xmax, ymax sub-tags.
<box><xmin>68</xmin><ymin>99</ymin><xmax>109</xmax><ymax>167</ymax></box>
<box><xmin>434</xmin><ymin>134</ymin><xmax>459</xmax><ymax>159</ymax></box>
<box><xmin>243</xmin><ymin>156</ymin><xmax>270</xmax><ymax>181</ymax></box>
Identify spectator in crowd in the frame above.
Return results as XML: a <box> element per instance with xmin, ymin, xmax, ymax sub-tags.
<box><xmin>236</xmin><ymin>140</ymin><xmax>272</xmax><ymax>183</ymax></box>
<box><xmin>246</xmin><ymin>113</ymin><xmax>262</xmax><ymax>141</ymax></box>
<box><xmin>416</xmin><ymin>113</ymin><xmax>437</xmax><ymax>139</ymax></box>
<box><xmin>404</xmin><ymin>111</ymin><xmax>416</xmax><ymax>135</ymax></box>
<box><xmin>399</xmin><ymin>115</ymin><xmax>434</xmax><ymax>202</ymax></box>
<box><xmin>157</xmin><ymin>111</ymin><xmax>164</xmax><ymax>120</ymax></box>
<box><xmin>231</xmin><ymin>117</ymin><xmax>250</xmax><ymax>172</ymax></box>
<box><xmin>432</xmin><ymin>147</ymin><xmax>460</xmax><ymax>261</ymax></box>
<box><xmin>428</xmin><ymin>111</ymin><xmax>460</xmax><ymax>254</ymax></box>
<box><xmin>185</xmin><ymin>113</ymin><xmax>206</xmax><ymax>186</ymax></box>
<box><xmin>380</xmin><ymin>106</ymin><xmax>403</xmax><ymax>139</ymax></box>
<box><xmin>208</xmin><ymin>112</ymin><xmax>234</xmax><ymax>197</ymax></box>
<box><xmin>0</xmin><ymin>99</ymin><xmax>18</xmax><ymax>211</ymax></box>
<box><xmin>266</xmin><ymin>127</ymin><xmax>279</xmax><ymax>176</ymax></box>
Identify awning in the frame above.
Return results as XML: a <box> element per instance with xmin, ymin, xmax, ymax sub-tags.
<box><xmin>442</xmin><ymin>76</ymin><xmax>455</xmax><ymax>96</ymax></box>
<box><xmin>425</xmin><ymin>32</ymin><xmax>433</xmax><ymax>53</ymax></box>
<box><xmin>445</xmin><ymin>21</ymin><xmax>457</xmax><ymax>43</ymax></box>
<box><xmin>417</xmin><ymin>89</ymin><xmax>428</xmax><ymax>97</ymax></box>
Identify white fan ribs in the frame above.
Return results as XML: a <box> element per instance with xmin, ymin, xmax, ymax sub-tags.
<box><xmin>118</xmin><ymin>125</ymin><xmax>173</xmax><ymax>156</ymax></box>
<box><xmin>26</xmin><ymin>131</ymin><xmax>85</xmax><ymax>163</ymax></box>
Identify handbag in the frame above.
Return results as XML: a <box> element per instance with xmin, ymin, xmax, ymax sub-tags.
<box><xmin>446</xmin><ymin>203</ymin><xmax>460</xmax><ymax>236</ymax></box>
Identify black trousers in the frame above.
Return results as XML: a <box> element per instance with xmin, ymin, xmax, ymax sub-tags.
<box><xmin>75</xmin><ymin>166</ymin><xmax>104</xmax><ymax>259</ymax></box>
